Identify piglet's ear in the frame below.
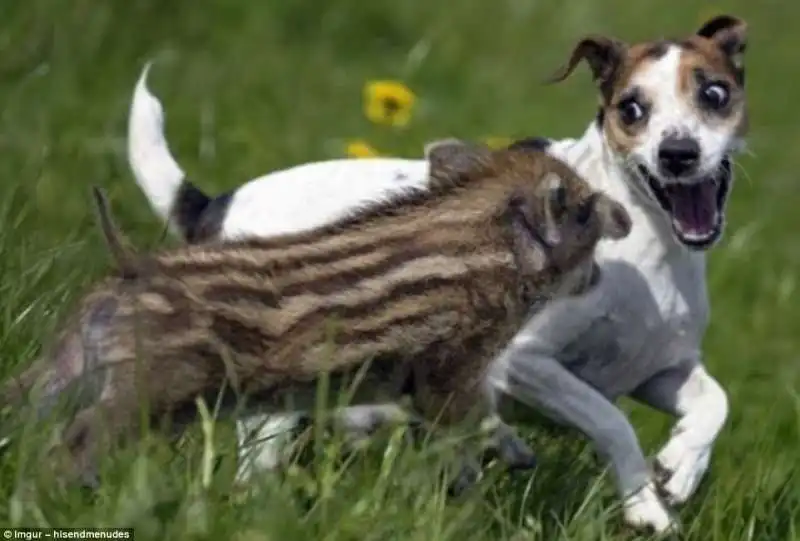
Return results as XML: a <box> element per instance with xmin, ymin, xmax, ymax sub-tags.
<box><xmin>540</xmin><ymin>173</ymin><xmax>567</xmax><ymax>246</ymax></box>
<box><xmin>507</xmin><ymin>202</ymin><xmax>549</xmax><ymax>275</ymax></box>
<box><xmin>592</xmin><ymin>193</ymin><xmax>632</xmax><ymax>240</ymax></box>
<box><xmin>425</xmin><ymin>138</ymin><xmax>492</xmax><ymax>186</ymax></box>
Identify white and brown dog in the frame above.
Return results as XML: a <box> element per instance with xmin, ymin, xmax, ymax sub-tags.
<box><xmin>126</xmin><ymin>16</ymin><xmax>748</xmax><ymax>533</ymax></box>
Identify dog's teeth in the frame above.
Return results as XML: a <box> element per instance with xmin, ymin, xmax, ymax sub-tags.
<box><xmin>671</xmin><ymin>219</ymin><xmax>715</xmax><ymax>242</ymax></box>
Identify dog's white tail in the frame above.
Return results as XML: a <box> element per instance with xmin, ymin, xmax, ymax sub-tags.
<box><xmin>127</xmin><ymin>62</ymin><xmax>211</xmax><ymax>239</ymax></box>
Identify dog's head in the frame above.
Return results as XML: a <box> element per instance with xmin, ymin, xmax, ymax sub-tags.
<box><xmin>548</xmin><ymin>15</ymin><xmax>748</xmax><ymax>250</ymax></box>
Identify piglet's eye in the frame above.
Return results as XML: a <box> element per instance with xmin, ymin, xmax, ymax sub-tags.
<box><xmin>548</xmin><ymin>185</ymin><xmax>568</xmax><ymax>216</ymax></box>
<box><xmin>575</xmin><ymin>195</ymin><xmax>595</xmax><ymax>225</ymax></box>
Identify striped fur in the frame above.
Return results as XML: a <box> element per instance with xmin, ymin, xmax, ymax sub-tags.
<box><xmin>3</xmin><ymin>142</ymin><xmax>630</xmax><ymax>485</ymax></box>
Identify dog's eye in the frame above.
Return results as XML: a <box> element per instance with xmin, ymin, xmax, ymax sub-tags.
<box><xmin>699</xmin><ymin>82</ymin><xmax>730</xmax><ymax>110</ymax></box>
<box><xmin>617</xmin><ymin>97</ymin><xmax>646</xmax><ymax>126</ymax></box>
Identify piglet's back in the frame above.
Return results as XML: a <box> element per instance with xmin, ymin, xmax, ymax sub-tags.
<box><xmin>67</xmin><ymin>141</ymin><xmax>624</xmax><ymax>407</ymax></box>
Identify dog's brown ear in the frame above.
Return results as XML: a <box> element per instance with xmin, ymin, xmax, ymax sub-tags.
<box><xmin>545</xmin><ymin>35</ymin><xmax>627</xmax><ymax>87</ymax></box>
<box><xmin>697</xmin><ymin>15</ymin><xmax>747</xmax><ymax>70</ymax></box>
<box><xmin>426</xmin><ymin>138</ymin><xmax>492</xmax><ymax>186</ymax></box>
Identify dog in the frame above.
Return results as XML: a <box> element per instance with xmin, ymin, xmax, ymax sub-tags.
<box><xmin>125</xmin><ymin>15</ymin><xmax>748</xmax><ymax>533</ymax></box>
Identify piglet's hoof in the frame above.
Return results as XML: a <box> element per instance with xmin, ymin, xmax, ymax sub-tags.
<box><xmin>481</xmin><ymin>430</ymin><xmax>538</xmax><ymax>472</ymax></box>
<box><xmin>446</xmin><ymin>463</ymin><xmax>481</xmax><ymax>497</ymax></box>
<box><xmin>495</xmin><ymin>433</ymin><xmax>537</xmax><ymax>472</ymax></box>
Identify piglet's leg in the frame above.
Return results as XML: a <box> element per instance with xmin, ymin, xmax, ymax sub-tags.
<box><xmin>444</xmin><ymin>419</ymin><xmax>536</xmax><ymax>496</ymax></box>
<box><xmin>481</xmin><ymin>417</ymin><xmax>537</xmax><ymax>472</ymax></box>
<box><xmin>413</xmin><ymin>366</ymin><xmax>536</xmax><ymax>496</ymax></box>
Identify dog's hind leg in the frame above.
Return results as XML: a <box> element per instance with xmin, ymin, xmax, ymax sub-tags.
<box><xmin>488</xmin><ymin>339</ymin><xmax>679</xmax><ymax>534</ymax></box>
<box><xmin>233</xmin><ymin>404</ymin><xmax>413</xmax><ymax>483</ymax></box>
<box><xmin>234</xmin><ymin>412</ymin><xmax>303</xmax><ymax>482</ymax></box>
<box><xmin>629</xmin><ymin>360</ymin><xmax>728</xmax><ymax>506</ymax></box>
<box><xmin>331</xmin><ymin>404</ymin><xmax>410</xmax><ymax>437</ymax></box>
<box><xmin>330</xmin><ymin>402</ymin><xmax>537</xmax><ymax>475</ymax></box>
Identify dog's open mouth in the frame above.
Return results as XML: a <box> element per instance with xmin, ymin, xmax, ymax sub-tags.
<box><xmin>637</xmin><ymin>158</ymin><xmax>731</xmax><ymax>249</ymax></box>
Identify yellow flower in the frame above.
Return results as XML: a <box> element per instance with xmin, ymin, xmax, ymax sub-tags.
<box><xmin>483</xmin><ymin>136</ymin><xmax>513</xmax><ymax>150</ymax></box>
<box><xmin>346</xmin><ymin>139</ymin><xmax>380</xmax><ymax>158</ymax></box>
<box><xmin>363</xmin><ymin>80</ymin><xmax>416</xmax><ymax>127</ymax></box>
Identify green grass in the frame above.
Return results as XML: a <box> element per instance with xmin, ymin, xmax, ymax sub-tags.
<box><xmin>0</xmin><ymin>0</ymin><xmax>799</xmax><ymax>539</ymax></box>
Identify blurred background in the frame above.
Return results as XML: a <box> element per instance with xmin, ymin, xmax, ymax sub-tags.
<box><xmin>0</xmin><ymin>1</ymin><xmax>797</xmax><ymax>539</ymax></box>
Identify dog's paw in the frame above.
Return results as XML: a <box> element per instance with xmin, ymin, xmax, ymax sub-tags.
<box><xmin>623</xmin><ymin>482</ymin><xmax>680</xmax><ymax>535</ymax></box>
<box><xmin>655</xmin><ymin>438</ymin><xmax>711</xmax><ymax>506</ymax></box>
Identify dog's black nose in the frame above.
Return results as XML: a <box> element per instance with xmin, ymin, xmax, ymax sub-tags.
<box><xmin>657</xmin><ymin>136</ymin><xmax>700</xmax><ymax>177</ymax></box>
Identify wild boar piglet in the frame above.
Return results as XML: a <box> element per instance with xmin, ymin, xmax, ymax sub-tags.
<box><xmin>1</xmin><ymin>139</ymin><xmax>631</xmax><ymax>488</ymax></box>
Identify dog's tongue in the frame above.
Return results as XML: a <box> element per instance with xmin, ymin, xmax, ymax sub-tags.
<box><xmin>665</xmin><ymin>181</ymin><xmax>718</xmax><ymax>236</ymax></box>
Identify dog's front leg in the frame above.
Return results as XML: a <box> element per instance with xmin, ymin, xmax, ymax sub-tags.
<box><xmin>630</xmin><ymin>360</ymin><xmax>729</xmax><ymax>506</ymax></box>
<box><xmin>489</xmin><ymin>339</ymin><xmax>678</xmax><ymax>534</ymax></box>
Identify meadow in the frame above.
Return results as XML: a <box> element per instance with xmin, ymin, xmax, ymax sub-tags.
<box><xmin>0</xmin><ymin>0</ymin><xmax>798</xmax><ymax>539</ymax></box>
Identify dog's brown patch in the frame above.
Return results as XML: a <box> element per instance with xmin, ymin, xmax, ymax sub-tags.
<box><xmin>677</xmin><ymin>24</ymin><xmax>748</xmax><ymax>138</ymax></box>
<box><xmin>599</xmin><ymin>44</ymin><xmax>668</xmax><ymax>154</ymax></box>
<box><xmin>547</xmin><ymin>15</ymin><xmax>748</xmax><ymax>154</ymax></box>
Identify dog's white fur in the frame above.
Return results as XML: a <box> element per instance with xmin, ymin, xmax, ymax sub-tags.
<box><xmin>625</xmin><ymin>48</ymin><xmax>743</xmax><ymax>246</ymax></box>
<box><xmin>488</xmin><ymin>119</ymin><xmax>729</xmax><ymax>533</ymax></box>
<box><xmin>631</xmin><ymin>49</ymin><xmax>742</xmax><ymax>180</ymax></box>
<box><xmin>126</xmin><ymin>38</ymin><xmax>744</xmax><ymax>532</ymax></box>
<box><xmin>128</xmin><ymin>64</ymin><xmax>430</xmax><ymax>240</ymax></box>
